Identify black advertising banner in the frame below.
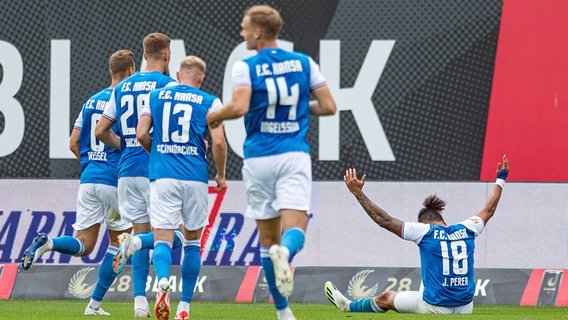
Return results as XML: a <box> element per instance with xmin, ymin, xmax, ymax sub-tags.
<box><xmin>12</xmin><ymin>265</ymin><xmax>568</xmax><ymax>307</ymax></box>
<box><xmin>11</xmin><ymin>265</ymin><xmax>248</xmax><ymax>301</ymax></box>
<box><xmin>0</xmin><ymin>0</ymin><xmax>501</xmax><ymax>181</ymax></box>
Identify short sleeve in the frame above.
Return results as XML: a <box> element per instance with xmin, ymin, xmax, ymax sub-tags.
<box><xmin>211</xmin><ymin>98</ymin><xmax>223</xmax><ymax>111</ymax></box>
<box><xmin>232</xmin><ymin>61</ymin><xmax>251</xmax><ymax>87</ymax></box>
<box><xmin>102</xmin><ymin>89</ymin><xmax>117</xmax><ymax>122</ymax></box>
<box><xmin>308</xmin><ymin>56</ymin><xmax>327</xmax><ymax>90</ymax></box>
<box><xmin>165</xmin><ymin>80</ymin><xmax>178</xmax><ymax>88</ymax></box>
<box><xmin>140</xmin><ymin>104</ymin><xmax>151</xmax><ymax>117</ymax></box>
<box><xmin>460</xmin><ymin>216</ymin><xmax>485</xmax><ymax>236</ymax></box>
<box><xmin>73</xmin><ymin>110</ymin><xmax>83</xmax><ymax>129</ymax></box>
<box><xmin>402</xmin><ymin>221</ymin><xmax>431</xmax><ymax>244</ymax></box>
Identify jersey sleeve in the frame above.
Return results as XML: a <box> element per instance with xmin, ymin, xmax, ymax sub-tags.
<box><xmin>141</xmin><ymin>92</ymin><xmax>154</xmax><ymax>117</ymax></box>
<box><xmin>102</xmin><ymin>89</ymin><xmax>117</xmax><ymax>122</ymax></box>
<box><xmin>232</xmin><ymin>61</ymin><xmax>251</xmax><ymax>87</ymax></box>
<box><xmin>401</xmin><ymin>221</ymin><xmax>431</xmax><ymax>244</ymax></box>
<box><xmin>211</xmin><ymin>97</ymin><xmax>223</xmax><ymax>111</ymax></box>
<box><xmin>460</xmin><ymin>216</ymin><xmax>485</xmax><ymax>236</ymax></box>
<box><xmin>164</xmin><ymin>79</ymin><xmax>178</xmax><ymax>88</ymax></box>
<box><xmin>73</xmin><ymin>110</ymin><xmax>83</xmax><ymax>130</ymax></box>
<box><xmin>140</xmin><ymin>104</ymin><xmax>151</xmax><ymax>117</ymax></box>
<box><xmin>308</xmin><ymin>56</ymin><xmax>327</xmax><ymax>90</ymax></box>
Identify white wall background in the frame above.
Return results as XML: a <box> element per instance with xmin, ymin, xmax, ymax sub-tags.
<box><xmin>1</xmin><ymin>180</ymin><xmax>566</xmax><ymax>269</ymax></box>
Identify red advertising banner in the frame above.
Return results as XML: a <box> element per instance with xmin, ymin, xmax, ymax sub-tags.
<box><xmin>0</xmin><ymin>264</ymin><xmax>18</xmax><ymax>299</ymax></box>
<box><xmin>481</xmin><ymin>0</ymin><xmax>568</xmax><ymax>181</ymax></box>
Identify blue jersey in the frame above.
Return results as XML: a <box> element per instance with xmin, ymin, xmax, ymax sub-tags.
<box><xmin>74</xmin><ymin>88</ymin><xmax>120</xmax><ymax>186</ymax></box>
<box><xmin>102</xmin><ymin>71</ymin><xmax>176</xmax><ymax>178</ymax></box>
<box><xmin>143</xmin><ymin>84</ymin><xmax>223</xmax><ymax>182</ymax></box>
<box><xmin>403</xmin><ymin>217</ymin><xmax>484</xmax><ymax>307</ymax></box>
<box><xmin>235</xmin><ymin>48</ymin><xmax>326</xmax><ymax>159</ymax></box>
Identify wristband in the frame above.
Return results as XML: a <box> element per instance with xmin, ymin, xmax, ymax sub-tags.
<box><xmin>495</xmin><ymin>178</ymin><xmax>505</xmax><ymax>188</ymax></box>
<box><xmin>496</xmin><ymin>168</ymin><xmax>508</xmax><ymax>180</ymax></box>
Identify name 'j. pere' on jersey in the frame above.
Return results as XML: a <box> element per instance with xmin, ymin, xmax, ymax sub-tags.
<box><xmin>73</xmin><ymin>88</ymin><xmax>120</xmax><ymax>186</ymax></box>
<box><xmin>102</xmin><ymin>71</ymin><xmax>176</xmax><ymax>178</ymax></box>
<box><xmin>233</xmin><ymin>48</ymin><xmax>327</xmax><ymax>159</ymax></box>
<box><xmin>141</xmin><ymin>84</ymin><xmax>223</xmax><ymax>183</ymax></box>
<box><xmin>402</xmin><ymin>216</ymin><xmax>485</xmax><ymax>307</ymax></box>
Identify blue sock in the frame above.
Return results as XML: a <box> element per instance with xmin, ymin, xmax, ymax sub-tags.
<box><xmin>137</xmin><ymin>230</ymin><xmax>183</xmax><ymax>250</ymax></box>
<box><xmin>132</xmin><ymin>232</ymin><xmax>151</xmax><ymax>298</ymax></box>
<box><xmin>173</xmin><ymin>229</ymin><xmax>184</xmax><ymax>249</ymax></box>
<box><xmin>180</xmin><ymin>240</ymin><xmax>201</xmax><ymax>303</ymax></box>
<box><xmin>91</xmin><ymin>246</ymin><xmax>119</xmax><ymax>302</ymax></box>
<box><xmin>52</xmin><ymin>236</ymin><xmax>85</xmax><ymax>256</ymax></box>
<box><xmin>260</xmin><ymin>247</ymin><xmax>288</xmax><ymax>310</ymax></box>
<box><xmin>280</xmin><ymin>228</ymin><xmax>305</xmax><ymax>261</ymax></box>
<box><xmin>349</xmin><ymin>297</ymin><xmax>384</xmax><ymax>313</ymax></box>
<box><xmin>138</xmin><ymin>232</ymin><xmax>154</xmax><ymax>249</ymax></box>
<box><xmin>152</xmin><ymin>241</ymin><xmax>173</xmax><ymax>281</ymax></box>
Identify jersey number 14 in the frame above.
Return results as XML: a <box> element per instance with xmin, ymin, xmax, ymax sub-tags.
<box><xmin>265</xmin><ymin>77</ymin><xmax>299</xmax><ymax>120</ymax></box>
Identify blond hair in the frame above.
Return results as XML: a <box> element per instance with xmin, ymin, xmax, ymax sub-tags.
<box><xmin>143</xmin><ymin>32</ymin><xmax>171</xmax><ymax>60</ymax></box>
<box><xmin>244</xmin><ymin>5</ymin><xmax>282</xmax><ymax>40</ymax></box>
<box><xmin>179</xmin><ymin>55</ymin><xmax>206</xmax><ymax>74</ymax></box>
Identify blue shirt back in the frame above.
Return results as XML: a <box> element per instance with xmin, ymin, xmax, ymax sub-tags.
<box><xmin>418</xmin><ymin>223</ymin><xmax>477</xmax><ymax>307</ymax></box>
<box><xmin>78</xmin><ymin>88</ymin><xmax>120</xmax><ymax>186</ymax></box>
<box><xmin>110</xmin><ymin>71</ymin><xmax>175</xmax><ymax>178</ymax></box>
<box><xmin>242</xmin><ymin>48</ymin><xmax>313</xmax><ymax>158</ymax></box>
<box><xmin>146</xmin><ymin>84</ymin><xmax>220</xmax><ymax>183</ymax></box>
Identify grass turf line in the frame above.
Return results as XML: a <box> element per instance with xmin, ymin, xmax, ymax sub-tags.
<box><xmin>0</xmin><ymin>301</ymin><xmax>567</xmax><ymax>319</ymax></box>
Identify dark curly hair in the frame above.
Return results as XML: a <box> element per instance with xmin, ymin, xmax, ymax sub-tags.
<box><xmin>417</xmin><ymin>194</ymin><xmax>446</xmax><ymax>223</ymax></box>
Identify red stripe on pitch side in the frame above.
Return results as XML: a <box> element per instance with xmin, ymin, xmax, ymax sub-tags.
<box><xmin>0</xmin><ymin>264</ymin><xmax>19</xmax><ymax>299</ymax></box>
<box><xmin>235</xmin><ymin>266</ymin><xmax>261</xmax><ymax>302</ymax></box>
<box><xmin>520</xmin><ymin>269</ymin><xmax>544</xmax><ymax>306</ymax></box>
<box><xmin>200</xmin><ymin>187</ymin><xmax>227</xmax><ymax>255</ymax></box>
<box><xmin>554</xmin><ymin>269</ymin><xmax>568</xmax><ymax>306</ymax></box>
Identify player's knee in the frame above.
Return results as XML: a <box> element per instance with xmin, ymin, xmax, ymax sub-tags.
<box><xmin>81</xmin><ymin>243</ymin><xmax>96</xmax><ymax>256</ymax></box>
<box><xmin>75</xmin><ymin>237</ymin><xmax>96</xmax><ymax>256</ymax></box>
<box><xmin>376</xmin><ymin>291</ymin><xmax>396</xmax><ymax>311</ymax></box>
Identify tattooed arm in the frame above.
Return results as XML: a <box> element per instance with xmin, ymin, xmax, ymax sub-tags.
<box><xmin>344</xmin><ymin>168</ymin><xmax>404</xmax><ymax>237</ymax></box>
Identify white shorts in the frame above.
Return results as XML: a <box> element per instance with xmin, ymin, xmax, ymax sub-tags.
<box><xmin>74</xmin><ymin>183</ymin><xmax>132</xmax><ymax>231</ymax></box>
<box><xmin>118</xmin><ymin>176</ymin><xmax>150</xmax><ymax>224</ymax></box>
<box><xmin>394</xmin><ymin>291</ymin><xmax>473</xmax><ymax>314</ymax></box>
<box><xmin>149</xmin><ymin>179</ymin><xmax>209</xmax><ymax>230</ymax></box>
<box><xmin>242</xmin><ymin>152</ymin><xmax>312</xmax><ymax>220</ymax></box>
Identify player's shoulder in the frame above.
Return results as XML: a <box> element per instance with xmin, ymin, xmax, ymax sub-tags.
<box><xmin>115</xmin><ymin>73</ymin><xmax>138</xmax><ymax>89</ymax></box>
<box><xmin>88</xmin><ymin>87</ymin><xmax>113</xmax><ymax>101</ymax></box>
<box><xmin>184</xmin><ymin>84</ymin><xmax>220</xmax><ymax>103</ymax></box>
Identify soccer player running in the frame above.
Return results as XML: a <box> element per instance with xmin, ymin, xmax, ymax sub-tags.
<box><xmin>21</xmin><ymin>50</ymin><xmax>136</xmax><ymax>315</ymax></box>
<box><xmin>95</xmin><ymin>33</ymin><xmax>178</xmax><ymax>317</ymax></box>
<box><xmin>206</xmin><ymin>5</ymin><xmax>337</xmax><ymax>320</ymax></box>
<box><xmin>136</xmin><ymin>55</ymin><xmax>227</xmax><ymax>320</ymax></box>
<box><xmin>324</xmin><ymin>155</ymin><xmax>510</xmax><ymax>315</ymax></box>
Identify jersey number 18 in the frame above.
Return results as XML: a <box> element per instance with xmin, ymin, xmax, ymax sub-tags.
<box><xmin>440</xmin><ymin>240</ymin><xmax>468</xmax><ymax>275</ymax></box>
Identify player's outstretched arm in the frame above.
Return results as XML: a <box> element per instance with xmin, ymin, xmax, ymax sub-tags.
<box><xmin>475</xmin><ymin>155</ymin><xmax>510</xmax><ymax>223</ymax></box>
<box><xmin>310</xmin><ymin>86</ymin><xmax>337</xmax><ymax>116</ymax></box>
<box><xmin>95</xmin><ymin>117</ymin><xmax>121</xmax><ymax>150</ymax></box>
<box><xmin>344</xmin><ymin>168</ymin><xmax>403</xmax><ymax>236</ymax></box>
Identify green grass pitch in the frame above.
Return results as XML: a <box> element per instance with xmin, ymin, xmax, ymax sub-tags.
<box><xmin>1</xmin><ymin>300</ymin><xmax>567</xmax><ymax>319</ymax></box>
